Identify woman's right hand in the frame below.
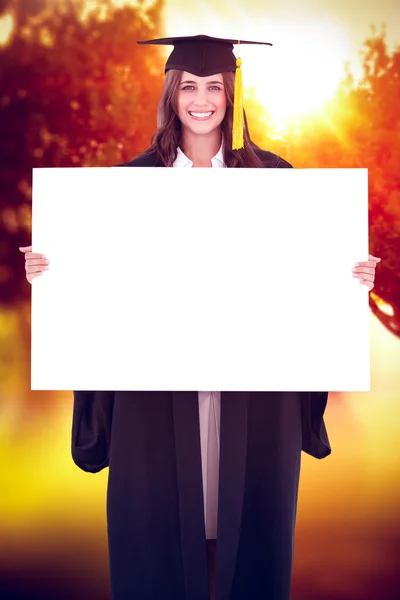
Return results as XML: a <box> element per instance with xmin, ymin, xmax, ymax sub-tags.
<box><xmin>19</xmin><ymin>245</ymin><xmax>50</xmax><ymax>284</ymax></box>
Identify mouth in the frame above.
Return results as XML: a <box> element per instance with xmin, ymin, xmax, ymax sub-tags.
<box><xmin>188</xmin><ymin>111</ymin><xmax>215</xmax><ymax>121</ymax></box>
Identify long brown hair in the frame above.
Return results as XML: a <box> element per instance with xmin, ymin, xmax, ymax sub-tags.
<box><xmin>143</xmin><ymin>69</ymin><xmax>264</xmax><ymax>168</ymax></box>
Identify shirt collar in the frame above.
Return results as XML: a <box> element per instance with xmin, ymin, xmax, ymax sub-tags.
<box><xmin>213</xmin><ymin>142</ymin><xmax>224</xmax><ymax>166</ymax></box>
<box><xmin>173</xmin><ymin>141</ymin><xmax>225</xmax><ymax>168</ymax></box>
<box><xmin>174</xmin><ymin>146</ymin><xmax>193</xmax><ymax>168</ymax></box>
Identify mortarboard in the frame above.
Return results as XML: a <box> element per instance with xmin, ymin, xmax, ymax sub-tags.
<box><xmin>137</xmin><ymin>35</ymin><xmax>273</xmax><ymax>150</ymax></box>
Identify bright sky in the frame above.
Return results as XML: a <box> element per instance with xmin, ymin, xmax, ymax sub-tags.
<box><xmin>162</xmin><ymin>0</ymin><xmax>400</xmax><ymax>126</ymax></box>
<box><xmin>1</xmin><ymin>0</ymin><xmax>398</xmax><ymax>126</ymax></box>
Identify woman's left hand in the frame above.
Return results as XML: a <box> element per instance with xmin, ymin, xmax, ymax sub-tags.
<box><xmin>352</xmin><ymin>254</ymin><xmax>381</xmax><ymax>291</ymax></box>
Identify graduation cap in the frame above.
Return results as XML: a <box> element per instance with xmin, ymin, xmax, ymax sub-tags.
<box><xmin>137</xmin><ymin>35</ymin><xmax>273</xmax><ymax>150</ymax></box>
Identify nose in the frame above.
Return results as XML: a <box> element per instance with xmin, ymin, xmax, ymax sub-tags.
<box><xmin>192</xmin><ymin>88</ymin><xmax>209</xmax><ymax>106</ymax></box>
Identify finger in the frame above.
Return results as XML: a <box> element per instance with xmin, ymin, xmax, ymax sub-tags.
<box><xmin>25</xmin><ymin>253</ymin><xmax>47</xmax><ymax>260</ymax></box>
<box><xmin>359</xmin><ymin>279</ymin><xmax>373</xmax><ymax>291</ymax></box>
<box><xmin>368</xmin><ymin>255</ymin><xmax>381</xmax><ymax>262</ymax></box>
<box><xmin>352</xmin><ymin>266</ymin><xmax>375</xmax><ymax>275</ymax></box>
<box><xmin>27</xmin><ymin>272</ymin><xmax>43</xmax><ymax>283</ymax></box>
<box><xmin>353</xmin><ymin>273</ymin><xmax>374</xmax><ymax>282</ymax></box>
<box><xmin>19</xmin><ymin>246</ymin><xmax>32</xmax><ymax>253</ymax></box>
<box><xmin>26</xmin><ymin>265</ymin><xmax>48</xmax><ymax>274</ymax></box>
<box><xmin>354</xmin><ymin>260</ymin><xmax>378</xmax><ymax>268</ymax></box>
<box><xmin>26</xmin><ymin>258</ymin><xmax>49</xmax><ymax>267</ymax></box>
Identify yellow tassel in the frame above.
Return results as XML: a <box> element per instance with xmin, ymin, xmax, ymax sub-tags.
<box><xmin>232</xmin><ymin>51</ymin><xmax>244</xmax><ymax>150</ymax></box>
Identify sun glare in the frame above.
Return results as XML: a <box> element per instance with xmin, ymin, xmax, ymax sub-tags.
<box><xmin>243</xmin><ymin>19</ymin><xmax>351</xmax><ymax>126</ymax></box>
<box><xmin>0</xmin><ymin>12</ymin><xmax>15</xmax><ymax>47</ymax></box>
<box><xmin>81</xmin><ymin>0</ymin><xmax>158</xmax><ymax>22</ymax></box>
<box><xmin>162</xmin><ymin>8</ymin><xmax>351</xmax><ymax>129</ymax></box>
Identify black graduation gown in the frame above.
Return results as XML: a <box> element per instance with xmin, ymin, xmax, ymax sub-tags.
<box><xmin>71</xmin><ymin>148</ymin><xmax>331</xmax><ymax>600</ymax></box>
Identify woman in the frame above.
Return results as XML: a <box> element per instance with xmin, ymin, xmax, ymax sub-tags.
<box><xmin>20</xmin><ymin>35</ymin><xmax>380</xmax><ymax>600</ymax></box>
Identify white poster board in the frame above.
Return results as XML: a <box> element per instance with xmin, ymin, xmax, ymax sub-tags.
<box><xmin>31</xmin><ymin>167</ymin><xmax>370</xmax><ymax>391</ymax></box>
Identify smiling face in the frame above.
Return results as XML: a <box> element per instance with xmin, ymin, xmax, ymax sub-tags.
<box><xmin>177</xmin><ymin>71</ymin><xmax>227</xmax><ymax>137</ymax></box>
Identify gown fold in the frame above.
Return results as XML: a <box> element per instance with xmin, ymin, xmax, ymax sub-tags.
<box><xmin>71</xmin><ymin>390</ymin><xmax>331</xmax><ymax>600</ymax></box>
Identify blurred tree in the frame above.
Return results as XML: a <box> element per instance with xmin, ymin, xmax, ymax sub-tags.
<box><xmin>0</xmin><ymin>0</ymin><xmax>164</xmax><ymax>306</ymax></box>
<box><xmin>1</xmin><ymin>8</ymin><xmax>399</xmax><ymax>335</ymax></box>
<box><xmin>251</xmin><ymin>29</ymin><xmax>400</xmax><ymax>335</ymax></box>
<box><xmin>337</xmin><ymin>30</ymin><xmax>400</xmax><ymax>334</ymax></box>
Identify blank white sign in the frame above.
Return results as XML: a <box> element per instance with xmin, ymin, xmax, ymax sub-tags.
<box><xmin>31</xmin><ymin>167</ymin><xmax>370</xmax><ymax>391</ymax></box>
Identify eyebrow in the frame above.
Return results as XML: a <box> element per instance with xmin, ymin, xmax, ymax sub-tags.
<box><xmin>180</xmin><ymin>80</ymin><xmax>224</xmax><ymax>85</ymax></box>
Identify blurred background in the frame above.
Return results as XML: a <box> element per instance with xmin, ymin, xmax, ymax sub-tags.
<box><xmin>0</xmin><ymin>0</ymin><xmax>399</xmax><ymax>599</ymax></box>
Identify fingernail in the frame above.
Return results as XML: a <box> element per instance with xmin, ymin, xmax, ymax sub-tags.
<box><xmin>46</xmin><ymin>260</ymin><xmax>50</xmax><ymax>265</ymax></box>
<box><xmin>44</xmin><ymin>266</ymin><xmax>49</xmax><ymax>270</ymax></box>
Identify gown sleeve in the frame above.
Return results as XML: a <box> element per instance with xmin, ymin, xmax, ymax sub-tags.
<box><xmin>71</xmin><ymin>391</ymin><xmax>115</xmax><ymax>473</ymax></box>
<box><xmin>301</xmin><ymin>392</ymin><xmax>331</xmax><ymax>459</ymax></box>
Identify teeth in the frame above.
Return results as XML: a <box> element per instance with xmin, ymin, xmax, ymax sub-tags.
<box><xmin>190</xmin><ymin>112</ymin><xmax>213</xmax><ymax>117</ymax></box>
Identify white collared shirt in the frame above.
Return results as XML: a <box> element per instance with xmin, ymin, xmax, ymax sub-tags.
<box><xmin>173</xmin><ymin>144</ymin><xmax>225</xmax><ymax>169</ymax></box>
<box><xmin>173</xmin><ymin>144</ymin><xmax>223</xmax><ymax>539</ymax></box>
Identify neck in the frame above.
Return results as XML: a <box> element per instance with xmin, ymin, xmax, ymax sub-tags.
<box><xmin>180</xmin><ymin>128</ymin><xmax>222</xmax><ymax>165</ymax></box>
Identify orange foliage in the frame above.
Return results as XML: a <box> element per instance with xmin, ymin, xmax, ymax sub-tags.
<box><xmin>242</xmin><ymin>30</ymin><xmax>400</xmax><ymax>325</ymax></box>
<box><xmin>0</xmin><ymin>0</ymin><xmax>164</xmax><ymax>304</ymax></box>
<box><xmin>0</xmin><ymin>2</ymin><xmax>399</xmax><ymax>332</ymax></box>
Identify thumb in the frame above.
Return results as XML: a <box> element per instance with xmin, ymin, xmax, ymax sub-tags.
<box><xmin>368</xmin><ymin>254</ymin><xmax>381</xmax><ymax>263</ymax></box>
<box><xmin>19</xmin><ymin>246</ymin><xmax>32</xmax><ymax>253</ymax></box>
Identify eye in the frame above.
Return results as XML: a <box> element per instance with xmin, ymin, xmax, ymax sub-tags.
<box><xmin>181</xmin><ymin>85</ymin><xmax>195</xmax><ymax>91</ymax></box>
<box><xmin>209</xmin><ymin>85</ymin><xmax>223</xmax><ymax>91</ymax></box>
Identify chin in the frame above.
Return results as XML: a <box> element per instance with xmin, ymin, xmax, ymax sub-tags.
<box><xmin>191</xmin><ymin>126</ymin><xmax>219</xmax><ymax>136</ymax></box>
<box><xmin>185</xmin><ymin>119</ymin><xmax>222</xmax><ymax>136</ymax></box>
